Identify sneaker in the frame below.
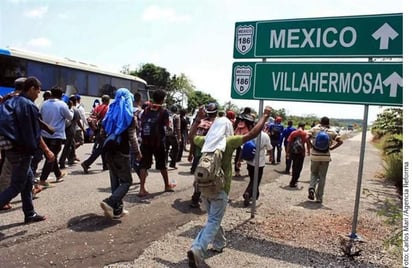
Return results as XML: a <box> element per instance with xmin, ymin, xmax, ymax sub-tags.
<box><xmin>1</xmin><ymin>203</ymin><xmax>12</xmax><ymax>210</ymax></box>
<box><xmin>81</xmin><ymin>162</ymin><xmax>89</xmax><ymax>174</ymax></box>
<box><xmin>32</xmin><ymin>185</ymin><xmax>43</xmax><ymax>197</ymax></box>
<box><xmin>190</xmin><ymin>202</ymin><xmax>200</xmax><ymax>208</ymax></box>
<box><xmin>56</xmin><ymin>172</ymin><xmax>66</xmax><ymax>183</ymax></box>
<box><xmin>24</xmin><ymin>213</ymin><xmax>46</xmax><ymax>224</ymax></box>
<box><xmin>100</xmin><ymin>199</ymin><xmax>114</xmax><ymax>218</ymax></box>
<box><xmin>187</xmin><ymin>248</ymin><xmax>202</xmax><ymax>268</ymax></box>
<box><xmin>210</xmin><ymin>245</ymin><xmax>226</xmax><ymax>253</ymax></box>
<box><xmin>315</xmin><ymin>199</ymin><xmax>323</xmax><ymax>204</ymax></box>
<box><xmin>243</xmin><ymin>192</ymin><xmax>251</xmax><ymax>207</ymax></box>
<box><xmin>113</xmin><ymin>208</ymin><xmax>129</xmax><ymax>219</ymax></box>
<box><xmin>165</xmin><ymin>186</ymin><xmax>175</xmax><ymax>193</ymax></box>
<box><xmin>37</xmin><ymin>180</ymin><xmax>52</xmax><ymax>188</ymax></box>
<box><xmin>308</xmin><ymin>188</ymin><xmax>315</xmax><ymax>200</ymax></box>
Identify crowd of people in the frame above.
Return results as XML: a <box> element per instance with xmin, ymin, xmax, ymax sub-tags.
<box><xmin>0</xmin><ymin>76</ymin><xmax>343</xmax><ymax>268</ymax></box>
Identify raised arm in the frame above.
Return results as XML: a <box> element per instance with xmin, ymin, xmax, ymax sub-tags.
<box><xmin>242</xmin><ymin>106</ymin><xmax>272</xmax><ymax>144</ymax></box>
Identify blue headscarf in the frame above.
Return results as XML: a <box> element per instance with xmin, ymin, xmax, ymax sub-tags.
<box><xmin>103</xmin><ymin>88</ymin><xmax>134</xmax><ymax>136</ymax></box>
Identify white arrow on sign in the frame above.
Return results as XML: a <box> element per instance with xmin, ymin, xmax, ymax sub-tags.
<box><xmin>372</xmin><ymin>23</ymin><xmax>399</xmax><ymax>50</ymax></box>
<box><xmin>383</xmin><ymin>72</ymin><xmax>403</xmax><ymax>97</ymax></box>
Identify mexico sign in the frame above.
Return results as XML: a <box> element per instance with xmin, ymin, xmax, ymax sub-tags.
<box><xmin>234</xmin><ymin>13</ymin><xmax>402</xmax><ymax>58</ymax></box>
<box><xmin>231</xmin><ymin>61</ymin><xmax>402</xmax><ymax>106</ymax></box>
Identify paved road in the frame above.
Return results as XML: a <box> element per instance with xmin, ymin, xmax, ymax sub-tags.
<box><xmin>0</xmin><ymin>130</ymin><xmax>376</xmax><ymax>267</ymax></box>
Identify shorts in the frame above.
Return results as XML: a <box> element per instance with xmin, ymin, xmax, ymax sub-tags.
<box><xmin>140</xmin><ymin>143</ymin><xmax>166</xmax><ymax>170</ymax></box>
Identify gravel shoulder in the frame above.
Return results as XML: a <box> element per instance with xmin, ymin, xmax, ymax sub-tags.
<box><xmin>107</xmin><ymin>131</ymin><xmax>401</xmax><ymax>268</ymax></box>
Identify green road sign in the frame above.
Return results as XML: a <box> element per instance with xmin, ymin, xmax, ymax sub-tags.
<box><xmin>231</xmin><ymin>62</ymin><xmax>402</xmax><ymax>106</ymax></box>
<box><xmin>234</xmin><ymin>13</ymin><xmax>402</xmax><ymax>58</ymax></box>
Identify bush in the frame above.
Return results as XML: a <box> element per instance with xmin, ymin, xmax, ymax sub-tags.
<box><xmin>383</xmin><ymin>153</ymin><xmax>403</xmax><ymax>194</ymax></box>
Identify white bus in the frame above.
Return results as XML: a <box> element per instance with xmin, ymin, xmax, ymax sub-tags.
<box><xmin>0</xmin><ymin>47</ymin><xmax>149</xmax><ymax>102</ymax></box>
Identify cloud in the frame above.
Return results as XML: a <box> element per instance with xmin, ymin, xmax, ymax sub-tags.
<box><xmin>141</xmin><ymin>5</ymin><xmax>191</xmax><ymax>22</ymax></box>
<box><xmin>24</xmin><ymin>6</ymin><xmax>48</xmax><ymax>18</ymax></box>
<box><xmin>28</xmin><ymin>38</ymin><xmax>52</xmax><ymax>48</ymax></box>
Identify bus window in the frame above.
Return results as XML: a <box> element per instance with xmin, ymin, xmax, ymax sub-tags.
<box><xmin>88</xmin><ymin>73</ymin><xmax>111</xmax><ymax>97</ymax></box>
<box><xmin>112</xmin><ymin>77</ymin><xmax>131</xmax><ymax>91</ymax></box>
<box><xmin>60</xmin><ymin>67</ymin><xmax>87</xmax><ymax>96</ymax></box>
<box><xmin>27</xmin><ymin>61</ymin><xmax>58</xmax><ymax>90</ymax></box>
<box><xmin>0</xmin><ymin>55</ymin><xmax>27</xmax><ymax>94</ymax></box>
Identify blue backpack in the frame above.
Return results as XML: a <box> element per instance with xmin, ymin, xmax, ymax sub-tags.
<box><xmin>241</xmin><ymin>140</ymin><xmax>256</xmax><ymax>161</ymax></box>
<box><xmin>313</xmin><ymin>129</ymin><xmax>330</xmax><ymax>152</ymax></box>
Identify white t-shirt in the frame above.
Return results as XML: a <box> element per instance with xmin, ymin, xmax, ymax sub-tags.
<box><xmin>247</xmin><ymin>131</ymin><xmax>272</xmax><ymax>167</ymax></box>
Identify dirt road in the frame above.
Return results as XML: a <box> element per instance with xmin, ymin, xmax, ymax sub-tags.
<box><xmin>0</xmin><ymin>131</ymin><xmax>400</xmax><ymax>267</ymax></box>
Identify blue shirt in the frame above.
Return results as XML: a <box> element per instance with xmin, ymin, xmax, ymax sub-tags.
<box><xmin>40</xmin><ymin>98</ymin><xmax>73</xmax><ymax>139</ymax></box>
<box><xmin>281</xmin><ymin>126</ymin><xmax>296</xmax><ymax>146</ymax></box>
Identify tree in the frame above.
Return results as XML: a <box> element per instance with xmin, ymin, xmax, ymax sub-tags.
<box><xmin>131</xmin><ymin>63</ymin><xmax>171</xmax><ymax>91</ymax></box>
<box><xmin>167</xmin><ymin>73</ymin><xmax>196</xmax><ymax>108</ymax></box>
<box><xmin>187</xmin><ymin>90</ymin><xmax>217</xmax><ymax>114</ymax></box>
<box><xmin>223</xmin><ymin>101</ymin><xmax>240</xmax><ymax>114</ymax></box>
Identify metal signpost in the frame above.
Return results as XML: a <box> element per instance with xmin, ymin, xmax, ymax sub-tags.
<box><xmin>231</xmin><ymin>13</ymin><xmax>403</xmax><ymax>240</ymax></box>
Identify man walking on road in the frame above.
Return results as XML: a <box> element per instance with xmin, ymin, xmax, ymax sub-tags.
<box><xmin>0</xmin><ymin>77</ymin><xmax>55</xmax><ymax>223</ymax></box>
<box><xmin>99</xmin><ymin>88</ymin><xmax>140</xmax><ymax>219</ymax></box>
<box><xmin>187</xmin><ymin>106</ymin><xmax>273</xmax><ymax>268</ymax></box>
<box><xmin>138</xmin><ymin>89</ymin><xmax>175</xmax><ymax>197</ymax></box>
<box><xmin>286</xmin><ymin>122</ymin><xmax>310</xmax><ymax>188</ymax></box>
<box><xmin>307</xmin><ymin>116</ymin><xmax>343</xmax><ymax>203</ymax></box>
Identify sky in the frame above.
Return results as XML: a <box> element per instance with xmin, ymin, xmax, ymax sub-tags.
<box><xmin>0</xmin><ymin>0</ymin><xmax>405</xmax><ymax>123</ymax></box>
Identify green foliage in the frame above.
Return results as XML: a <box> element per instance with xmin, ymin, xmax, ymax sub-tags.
<box><xmin>371</xmin><ymin>108</ymin><xmax>403</xmax><ymax>194</ymax></box>
<box><xmin>376</xmin><ymin>199</ymin><xmax>403</xmax><ymax>258</ymax></box>
<box><xmin>384</xmin><ymin>133</ymin><xmax>403</xmax><ymax>155</ymax></box>
<box><xmin>372</xmin><ymin>108</ymin><xmax>403</xmax><ymax>139</ymax></box>
<box><xmin>132</xmin><ymin>63</ymin><xmax>171</xmax><ymax>90</ymax></box>
<box><xmin>187</xmin><ymin>90</ymin><xmax>217</xmax><ymax>114</ymax></box>
<box><xmin>383</xmin><ymin>153</ymin><xmax>403</xmax><ymax>192</ymax></box>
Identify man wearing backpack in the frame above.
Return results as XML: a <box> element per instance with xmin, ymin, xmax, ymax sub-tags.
<box><xmin>281</xmin><ymin>120</ymin><xmax>296</xmax><ymax>174</ymax></box>
<box><xmin>307</xmin><ymin>117</ymin><xmax>343</xmax><ymax>203</ymax></box>
<box><xmin>286</xmin><ymin>122</ymin><xmax>310</xmax><ymax>188</ymax></box>
<box><xmin>165</xmin><ymin>105</ymin><xmax>181</xmax><ymax>169</ymax></box>
<box><xmin>242</xmin><ymin>128</ymin><xmax>272</xmax><ymax>207</ymax></box>
<box><xmin>187</xmin><ymin>105</ymin><xmax>273</xmax><ymax>268</ymax></box>
<box><xmin>187</xmin><ymin>103</ymin><xmax>218</xmax><ymax>208</ymax></box>
<box><xmin>99</xmin><ymin>88</ymin><xmax>140</xmax><ymax>219</ymax></box>
<box><xmin>268</xmin><ymin>116</ymin><xmax>284</xmax><ymax>165</ymax></box>
<box><xmin>138</xmin><ymin>89</ymin><xmax>175</xmax><ymax>197</ymax></box>
<box><xmin>81</xmin><ymin>95</ymin><xmax>110</xmax><ymax>173</ymax></box>
<box><xmin>233</xmin><ymin>108</ymin><xmax>254</xmax><ymax>177</ymax></box>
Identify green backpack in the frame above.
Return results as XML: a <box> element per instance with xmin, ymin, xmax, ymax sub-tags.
<box><xmin>194</xmin><ymin>150</ymin><xmax>224</xmax><ymax>198</ymax></box>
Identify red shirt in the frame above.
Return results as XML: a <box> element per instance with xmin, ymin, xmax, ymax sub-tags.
<box><xmin>287</xmin><ymin>129</ymin><xmax>308</xmax><ymax>156</ymax></box>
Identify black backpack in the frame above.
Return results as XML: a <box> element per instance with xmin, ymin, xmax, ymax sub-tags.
<box><xmin>140</xmin><ymin>107</ymin><xmax>166</xmax><ymax>147</ymax></box>
<box><xmin>291</xmin><ymin>136</ymin><xmax>304</xmax><ymax>154</ymax></box>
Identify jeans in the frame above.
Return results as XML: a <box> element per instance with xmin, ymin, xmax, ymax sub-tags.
<box><xmin>104</xmin><ymin>151</ymin><xmax>132</xmax><ymax>210</ymax></box>
<box><xmin>285</xmin><ymin>146</ymin><xmax>292</xmax><ymax>172</ymax></box>
<box><xmin>0</xmin><ymin>150</ymin><xmax>35</xmax><ymax>217</ymax></box>
<box><xmin>309</xmin><ymin>160</ymin><xmax>330</xmax><ymax>201</ymax></box>
<box><xmin>245</xmin><ymin>164</ymin><xmax>264</xmax><ymax>200</ymax></box>
<box><xmin>191</xmin><ymin>190</ymin><xmax>228</xmax><ymax>257</ymax></box>
<box><xmin>270</xmin><ymin>140</ymin><xmax>282</xmax><ymax>163</ymax></box>
<box><xmin>290</xmin><ymin>153</ymin><xmax>305</xmax><ymax>185</ymax></box>
<box><xmin>59</xmin><ymin>129</ymin><xmax>75</xmax><ymax>166</ymax></box>
<box><xmin>83</xmin><ymin>139</ymin><xmax>106</xmax><ymax>169</ymax></box>
<box><xmin>234</xmin><ymin>147</ymin><xmax>241</xmax><ymax>172</ymax></box>
<box><xmin>40</xmin><ymin>138</ymin><xmax>63</xmax><ymax>181</ymax></box>
<box><xmin>165</xmin><ymin>135</ymin><xmax>179</xmax><ymax>167</ymax></box>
